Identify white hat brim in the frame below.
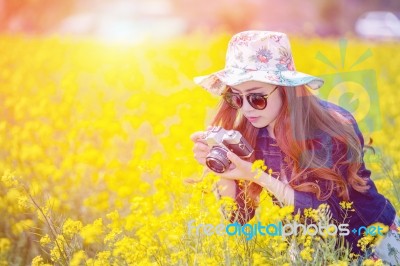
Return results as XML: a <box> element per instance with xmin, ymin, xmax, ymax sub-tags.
<box><xmin>194</xmin><ymin>68</ymin><xmax>324</xmax><ymax>95</ymax></box>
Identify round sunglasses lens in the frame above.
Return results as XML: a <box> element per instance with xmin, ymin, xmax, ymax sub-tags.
<box><xmin>249</xmin><ymin>95</ymin><xmax>267</xmax><ymax>110</ymax></box>
<box><xmin>225</xmin><ymin>94</ymin><xmax>242</xmax><ymax>109</ymax></box>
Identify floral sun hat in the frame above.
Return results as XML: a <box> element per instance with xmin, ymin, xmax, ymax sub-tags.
<box><xmin>194</xmin><ymin>30</ymin><xmax>324</xmax><ymax>95</ymax></box>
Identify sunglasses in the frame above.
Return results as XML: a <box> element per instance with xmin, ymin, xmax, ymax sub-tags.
<box><xmin>222</xmin><ymin>86</ymin><xmax>279</xmax><ymax>110</ymax></box>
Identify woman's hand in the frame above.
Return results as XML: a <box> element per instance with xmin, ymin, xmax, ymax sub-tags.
<box><xmin>190</xmin><ymin>129</ymin><xmax>258</xmax><ymax>183</ymax></box>
<box><xmin>190</xmin><ymin>130</ymin><xmax>210</xmax><ymax>166</ymax></box>
<box><xmin>219</xmin><ymin>152</ymin><xmax>257</xmax><ymax>183</ymax></box>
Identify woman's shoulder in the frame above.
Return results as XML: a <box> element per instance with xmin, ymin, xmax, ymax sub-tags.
<box><xmin>316</xmin><ymin>99</ymin><xmax>365</xmax><ymax>145</ymax></box>
<box><xmin>317</xmin><ymin>99</ymin><xmax>357</xmax><ymax>124</ymax></box>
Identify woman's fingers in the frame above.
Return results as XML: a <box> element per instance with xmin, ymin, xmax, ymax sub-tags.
<box><xmin>191</xmin><ymin>131</ymin><xmax>210</xmax><ymax>166</ymax></box>
<box><xmin>190</xmin><ymin>131</ymin><xmax>205</xmax><ymax>142</ymax></box>
<box><xmin>194</xmin><ymin>155</ymin><xmax>206</xmax><ymax>166</ymax></box>
<box><xmin>193</xmin><ymin>141</ymin><xmax>209</xmax><ymax>153</ymax></box>
<box><xmin>193</xmin><ymin>143</ymin><xmax>210</xmax><ymax>166</ymax></box>
<box><xmin>191</xmin><ymin>128</ymin><xmax>214</xmax><ymax>166</ymax></box>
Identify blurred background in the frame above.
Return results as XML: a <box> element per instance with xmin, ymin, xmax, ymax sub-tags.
<box><xmin>0</xmin><ymin>0</ymin><xmax>399</xmax><ymax>41</ymax></box>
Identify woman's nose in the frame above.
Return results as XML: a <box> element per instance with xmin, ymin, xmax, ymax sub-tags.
<box><xmin>241</xmin><ymin>96</ymin><xmax>254</xmax><ymax>112</ymax></box>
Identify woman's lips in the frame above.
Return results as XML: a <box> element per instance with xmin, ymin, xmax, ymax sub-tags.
<box><xmin>246</xmin><ymin>116</ymin><xmax>260</xmax><ymax>122</ymax></box>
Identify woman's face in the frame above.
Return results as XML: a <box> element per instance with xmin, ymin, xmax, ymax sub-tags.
<box><xmin>227</xmin><ymin>81</ymin><xmax>283</xmax><ymax>130</ymax></box>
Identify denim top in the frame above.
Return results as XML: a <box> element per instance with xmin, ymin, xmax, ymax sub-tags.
<box><xmin>233</xmin><ymin>100</ymin><xmax>396</xmax><ymax>254</ymax></box>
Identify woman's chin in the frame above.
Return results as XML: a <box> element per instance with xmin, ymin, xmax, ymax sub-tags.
<box><xmin>249</xmin><ymin>121</ymin><xmax>269</xmax><ymax>128</ymax></box>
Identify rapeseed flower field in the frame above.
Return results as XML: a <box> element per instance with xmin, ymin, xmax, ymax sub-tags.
<box><xmin>0</xmin><ymin>33</ymin><xmax>399</xmax><ymax>265</ymax></box>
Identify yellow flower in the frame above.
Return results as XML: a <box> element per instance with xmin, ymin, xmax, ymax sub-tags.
<box><xmin>349</xmin><ymin>253</ymin><xmax>359</xmax><ymax>260</ymax></box>
<box><xmin>17</xmin><ymin>195</ymin><xmax>31</xmax><ymax>211</ymax></box>
<box><xmin>362</xmin><ymin>259</ymin><xmax>376</xmax><ymax>266</ymax></box>
<box><xmin>106</xmin><ymin>210</ymin><xmax>120</xmax><ymax>221</ymax></box>
<box><xmin>80</xmin><ymin>218</ymin><xmax>103</xmax><ymax>244</ymax></box>
<box><xmin>319</xmin><ymin>203</ymin><xmax>328</xmax><ymax>210</ymax></box>
<box><xmin>372</xmin><ymin>259</ymin><xmax>384</xmax><ymax>266</ymax></box>
<box><xmin>62</xmin><ymin>218</ymin><xmax>83</xmax><ymax>239</ymax></box>
<box><xmin>1</xmin><ymin>170</ymin><xmax>18</xmax><ymax>188</ymax></box>
<box><xmin>0</xmin><ymin>238</ymin><xmax>11</xmax><ymax>254</ymax></box>
<box><xmin>93</xmin><ymin>251</ymin><xmax>111</xmax><ymax>266</ymax></box>
<box><xmin>31</xmin><ymin>256</ymin><xmax>43</xmax><ymax>266</ymax></box>
<box><xmin>357</xmin><ymin>234</ymin><xmax>376</xmax><ymax>252</ymax></box>
<box><xmin>12</xmin><ymin>219</ymin><xmax>34</xmax><ymax>235</ymax></box>
<box><xmin>268</xmin><ymin>168</ymin><xmax>273</xmax><ymax>175</ymax></box>
<box><xmin>50</xmin><ymin>245</ymin><xmax>64</xmax><ymax>263</ymax></box>
<box><xmin>31</xmin><ymin>255</ymin><xmax>52</xmax><ymax>266</ymax></box>
<box><xmin>328</xmin><ymin>261</ymin><xmax>348</xmax><ymax>266</ymax></box>
<box><xmin>251</xmin><ymin>161</ymin><xmax>265</xmax><ymax>179</ymax></box>
<box><xmin>252</xmin><ymin>160</ymin><xmax>268</xmax><ymax>171</ymax></box>
<box><xmin>112</xmin><ymin>237</ymin><xmax>136</xmax><ymax>263</ymax></box>
<box><xmin>104</xmin><ymin>228</ymin><xmax>122</xmax><ymax>244</ymax></box>
<box><xmin>304</xmin><ymin>208</ymin><xmax>319</xmax><ymax>222</ymax></box>
<box><xmin>300</xmin><ymin>246</ymin><xmax>314</xmax><ymax>262</ymax></box>
<box><xmin>370</xmin><ymin>223</ymin><xmax>389</xmax><ymax>234</ymax></box>
<box><xmin>278</xmin><ymin>205</ymin><xmax>294</xmax><ymax>220</ymax></box>
<box><xmin>171</xmin><ymin>251</ymin><xmax>186</xmax><ymax>264</ymax></box>
<box><xmin>277</xmin><ymin>242</ymin><xmax>288</xmax><ymax>252</ymax></box>
<box><xmin>39</xmin><ymin>234</ymin><xmax>51</xmax><ymax>247</ymax></box>
<box><xmin>70</xmin><ymin>250</ymin><xmax>87</xmax><ymax>266</ymax></box>
<box><xmin>339</xmin><ymin>201</ymin><xmax>354</xmax><ymax>211</ymax></box>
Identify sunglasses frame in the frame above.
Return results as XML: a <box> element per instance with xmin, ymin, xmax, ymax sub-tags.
<box><xmin>222</xmin><ymin>86</ymin><xmax>279</xmax><ymax>110</ymax></box>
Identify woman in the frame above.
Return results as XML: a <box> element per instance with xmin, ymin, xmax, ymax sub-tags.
<box><xmin>190</xmin><ymin>30</ymin><xmax>399</xmax><ymax>264</ymax></box>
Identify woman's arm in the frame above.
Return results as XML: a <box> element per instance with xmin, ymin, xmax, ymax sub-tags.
<box><xmin>253</xmin><ymin>172</ymin><xmax>294</xmax><ymax>206</ymax></box>
<box><xmin>213</xmin><ymin>178</ymin><xmax>236</xmax><ymax>199</ymax></box>
<box><xmin>214</xmin><ymin>178</ymin><xmax>257</xmax><ymax>224</ymax></box>
<box><xmin>220</xmin><ymin>152</ymin><xmax>295</xmax><ymax>206</ymax></box>
<box><xmin>220</xmin><ymin>151</ymin><xmax>343</xmax><ymax>222</ymax></box>
<box><xmin>190</xmin><ymin>131</ymin><xmax>253</xmax><ymax>222</ymax></box>
<box><xmin>227</xmin><ymin>171</ymin><xmax>295</xmax><ymax>225</ymax></box>
<box><xmin>191</xmin><ymin>131</ymin><xmax>294</xmax><ymax>222</ymax></box>
<box><xmin>224</xmin><ymin>151</ymin><xmax>339</xmax><ymax>218</ymax></box>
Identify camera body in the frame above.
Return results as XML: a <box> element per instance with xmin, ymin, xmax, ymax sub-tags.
<box><xmin>203</xmin><ymin>126</ymin><xmax>254</xmax><ymax>173</ymax></box>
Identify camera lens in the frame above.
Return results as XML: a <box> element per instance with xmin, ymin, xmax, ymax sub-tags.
<box><xmin>206</xmin><ymin>146</ymin><xmax>230</xmax><ymax>173</ymax></box>
<box><xmin>206</xmin><ymin>158</ymin><xmax>226</xmax><ymax>173</ymax></box>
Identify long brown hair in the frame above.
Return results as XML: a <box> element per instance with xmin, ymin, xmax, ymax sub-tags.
<box><xmin>211</xmin><ymin>85</ymin><xmax>369</xmax><ymax>205</ymax></box>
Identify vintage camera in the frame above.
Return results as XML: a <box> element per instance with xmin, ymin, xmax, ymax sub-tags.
<box><xmin>203</xmin><ymin>126</ymin><xmax>254</xmax><ymax>173</ymax></box>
